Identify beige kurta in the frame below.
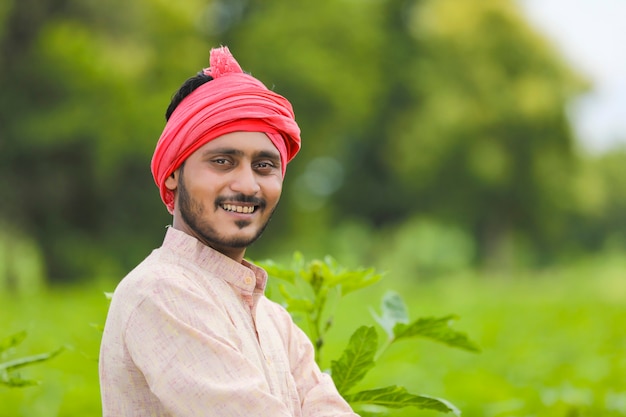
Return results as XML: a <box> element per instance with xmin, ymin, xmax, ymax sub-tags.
<box><xmin>99</xmin><ymin>227</ymin><xmax>357</xmax><ymax>416</ymax></box>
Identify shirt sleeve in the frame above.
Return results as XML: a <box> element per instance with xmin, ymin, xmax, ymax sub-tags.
<box><xmin>123</xmin><ymin>278</ymin><xmax>294</xmax><ymax>417</ymax></box>
<box><xmin>269</xmin><ymin>303</ymin><xmax>360</xmax><ymax>417</ymax></box>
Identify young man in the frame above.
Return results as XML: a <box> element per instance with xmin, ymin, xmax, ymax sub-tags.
<box><xmin>99</xmin><ymin>47</ymin><xmax>358</xmax><ymax>416</ymax></box>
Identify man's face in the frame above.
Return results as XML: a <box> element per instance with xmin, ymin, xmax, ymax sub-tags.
<box><xmin>166</xmin><ymin>131</ymin><xmax>283</xmax><ymax>260</ymax></box>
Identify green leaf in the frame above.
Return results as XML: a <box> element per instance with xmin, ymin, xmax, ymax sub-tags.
<box><xmin>371</xmin><ymin>291</ymin><xmax>409</xmax><ymax>338</ymax></box>
<box><xmin>0</xmin><ymin>373</ymin><xmax>40</xmax><ymax>387</ymax></box>
<box><xmin>329</xmin><ymin>268</ymin><xmax>384</xmax><ymax>295</ymax></box>
<box><xmin>345</xmin><ymin>385</ymin><xmax>460</xmax><ymax>415</ymax></box>
<box><xmin>394</xmin><ymin>316</ymin><xmax>480</xmax><ymax>352</ymax></box>
<box><xmin>0</xmin><ymin>347</ymin><xmax>65</xmax><ymax>372</ymax></box>
<box><xmin>278</xmin><ymin>284</ymin><xmax>315</xmax><ymax>313</ymax></box>
<box><xmin>0</xmin><ymin>331</ymin><xmax>27</xmax><ymax>354</ymax></box>
<box><xmin>259</xmin><ymin>260</ymin><xmax>297</xmax><ymax>284</ymax></box>
<box><xmin>331</xmin><ymin>326</ymin><xmax>378</xmax><ymax>395</ymax></box>
<box><xmin>302</xmin><ymin>255</ymin><xmax>383</xmax><ymax>296</ymax></box>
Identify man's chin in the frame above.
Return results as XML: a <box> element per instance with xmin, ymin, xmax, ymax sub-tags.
<box><xmin>190</xmin><ymin>217</ymin><xmax>271</xmax><ymax>252</ymax></box>
<box><xmin>226</xmin><ymin>233</ymin><xmax>263</xmax><ymax>249</ymax></box>
<box><xmin>210</xmin><ymin>228</ymin><xmax>265</xmax><ymax>249</ymax></box>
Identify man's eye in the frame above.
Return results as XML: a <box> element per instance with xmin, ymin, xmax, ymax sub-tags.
<box><xmin>212</xmin><ymin>158</ymin><xmax>229</xmax><ymax>165</ymax></box>
<box><xmin>256</xmin><ymin>161</ymin><xmax>276</xmax><ymax>170</ymax></box>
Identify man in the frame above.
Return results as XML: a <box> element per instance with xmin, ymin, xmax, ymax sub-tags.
<box><xmin>99</xmin><ymin>46</ymin><xmax>358</xmax><ymax>416</ymax></box>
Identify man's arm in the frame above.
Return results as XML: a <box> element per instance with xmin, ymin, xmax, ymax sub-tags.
<box><xmin>266</xmin><ymin>302</ymin><xmax>360</xmax><ymax>417</ymax></box>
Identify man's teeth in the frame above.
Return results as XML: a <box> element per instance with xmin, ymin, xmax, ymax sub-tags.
<box><xmin>222</xmin><ymin>204</ymin><xmax>255</xmax><ymax>214</ymax></box>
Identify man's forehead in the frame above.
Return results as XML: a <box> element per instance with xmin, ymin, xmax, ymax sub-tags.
<box><xmin>196</xmin><ymin>131</ymin><xmax>280</xmax><ymax>157</ymax></box>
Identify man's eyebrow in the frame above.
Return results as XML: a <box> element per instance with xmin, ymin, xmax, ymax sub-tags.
<box><xmin>256</xmin><ymin>150</ymin><xmax>281</xmax><ymax>160</ymax></box>
<box><xmin>201</xmin><ymin>147</ymin><xmax>243</xmax><ymax>157</ymax></box>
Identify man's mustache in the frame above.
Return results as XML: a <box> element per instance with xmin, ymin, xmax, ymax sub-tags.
<box><xmin>215</xmin><ymin>194</ymin><xmax>266</xmax><ymax>209</ymax></box>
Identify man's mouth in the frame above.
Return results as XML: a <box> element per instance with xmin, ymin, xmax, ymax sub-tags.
<box><xmin>221</xmin><ymin>203</ymin><xmax>257</xmax><ymax>214</ymax></box>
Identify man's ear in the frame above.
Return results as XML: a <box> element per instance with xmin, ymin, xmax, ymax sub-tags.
<box><xmin>165</xmin><ymin>170</ymin><xmax>178</xmax><ymax>191</ymax></box>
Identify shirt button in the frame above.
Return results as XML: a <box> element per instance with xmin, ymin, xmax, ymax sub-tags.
<box><xmin>244</xmin><ymin>276</ymin><xmax>253</xmax><ymax>285</ymax></box>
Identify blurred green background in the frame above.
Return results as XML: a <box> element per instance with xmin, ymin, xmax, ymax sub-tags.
<box><xmin>1</xmin><ymin>0</ymin><xmax>624</xmax><ymax>416</ymax></box>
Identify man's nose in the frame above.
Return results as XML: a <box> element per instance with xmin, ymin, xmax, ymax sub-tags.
<box><xmin>230</xmin><ymin>165</ymin><xmax>261</xmax><ymax>194</ymax></box>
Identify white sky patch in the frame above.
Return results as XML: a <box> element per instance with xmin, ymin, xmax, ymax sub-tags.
<box><xmin>518</xmin><ymin>0</ymin><xmax>626</xmax><ymax>153</ymax></box>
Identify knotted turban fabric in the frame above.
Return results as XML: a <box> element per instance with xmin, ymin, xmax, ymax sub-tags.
<box><xmin>151</xmin><ymin>46</ymin><xmax>301</xmax><ymax>213</ymax></box>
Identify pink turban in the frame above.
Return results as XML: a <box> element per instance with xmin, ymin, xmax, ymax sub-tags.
<box><xmin>151</xmin><ymin>46</ymin><xmax>301</xmax><ymax>213</ymax></box>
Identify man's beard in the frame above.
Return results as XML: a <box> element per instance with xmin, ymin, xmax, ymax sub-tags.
<box><xmin>177</xmin><ymin>168</ymin><xmax>275</xmax><ymax>251</ymax></box>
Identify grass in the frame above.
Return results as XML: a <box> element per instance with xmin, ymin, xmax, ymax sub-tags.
<box><xmin>0</xmin><ymin>282</ymin><xmax>109</xmax><ymax>417</ymax></box>
<box><xmin>325</xmin><ymin>253</ymin><xmax>626</xmax><ymax>417</ymax></box>
<box><xmin>1</xmin><ymin>254</ymin><xmax>624</xmax><ymax>417</ymax></box>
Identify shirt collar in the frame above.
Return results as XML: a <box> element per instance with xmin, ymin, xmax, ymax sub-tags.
<box><xmin>160</xmin><ymin>226</ymin><xmax>268</xmax><ymax>296</ymax></box>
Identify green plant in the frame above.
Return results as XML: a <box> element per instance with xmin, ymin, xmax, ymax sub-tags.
<box><xmin>0</xmin><ymin>331</ymin><xmax>63</xmax><ymax>388</ymax></box>
<box><xmin>258</xmin><ymin>253</ymin><xmax>480</xmax><ymax>415</ymax></box>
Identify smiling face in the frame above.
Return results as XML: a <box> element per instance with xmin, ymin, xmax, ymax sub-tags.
<box><xmin>165</xmin><ymin>131</ymin><xmax>283</xmax><ymax>261</ymax></box>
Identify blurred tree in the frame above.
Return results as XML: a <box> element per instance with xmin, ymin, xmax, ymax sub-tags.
<box><xmin>342</xmin><ymin>0</ymin><xmax>586</xmax><ymax>267</ymax></box>
<box><xmin>390</xmin><ymin>0</ymin><xmax>585</xmax><ymax>267</ymax></box>
<box><xmin>563</xmin><ymin>148</ymin><xmax>626</xmax><ymax>254</ymax></box>
<box><xmin>0</xmin><ymin>0</ymin><xmax>208</xmax><ymax>281</ymax></box>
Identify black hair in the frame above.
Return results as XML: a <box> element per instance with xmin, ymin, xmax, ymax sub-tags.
<box><xmin>165</xmin><ymin>72</ymin><xmax>214</xmax><ymax>121</ymax></box>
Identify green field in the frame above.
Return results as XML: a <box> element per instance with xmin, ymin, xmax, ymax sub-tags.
<box><xmin>1</xmin><ymin>254</ymin><xmax>625</xmax><ymax>417</ymax></box>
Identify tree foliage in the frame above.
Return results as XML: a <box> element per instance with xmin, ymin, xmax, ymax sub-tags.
<box><xmin>0</xmin><ymin>0</ymin><xmax>206</xmax><ymax>280</ymax></box>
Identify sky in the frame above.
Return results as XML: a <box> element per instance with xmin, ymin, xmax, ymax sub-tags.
<box><xmin>518</xmin><ymin>0</ymin><xmax>626</xmax><ymax>154</ymax></box>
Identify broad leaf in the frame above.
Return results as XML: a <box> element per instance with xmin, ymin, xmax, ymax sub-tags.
<box><xmin>371</xmin><ymin>291</ymin><xmax>409</xmax><ymax>338</ymax></box>
<box><xmin>345</xmin><ymin>385</ymin><xmax>460</xmax><ymax>415</ymax></box>
<box><xmin>394</xmin><ymin>316</ymin><xmax>480</xmax><ymax>352</ymax></box>
<box><xmin>278</xmin><ymin>284</ymin><xmax>315</xmax><ymax>313</ymax></box>
<box><xmin>330</xmin><ymin>268</ymin><xmax>384</xmax><ymax>295</ymax></box>
<box><xmin>259</xmin><ymin>260</ymin><xmax>297</xmax><ymax>284</ymax></box>
<box><xmin>331</xmin><ymin>326</ymin><xmax>378</xmax><ymax>395</ymax></box>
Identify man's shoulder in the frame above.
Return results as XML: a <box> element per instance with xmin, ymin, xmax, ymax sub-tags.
<box><xmin>112</xmin><ymin>249</ymin><xmax>188</xmax><ymax>301</ymax></box>
<box><xmin>257</xmin><ymin>296</ymin><xmax>294</xmax><ymax>324</ymax></box>
<box><xmin>119</xmin><ymin>248</ymin><xmax>167</xmax><ymax>283</ymax></box>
